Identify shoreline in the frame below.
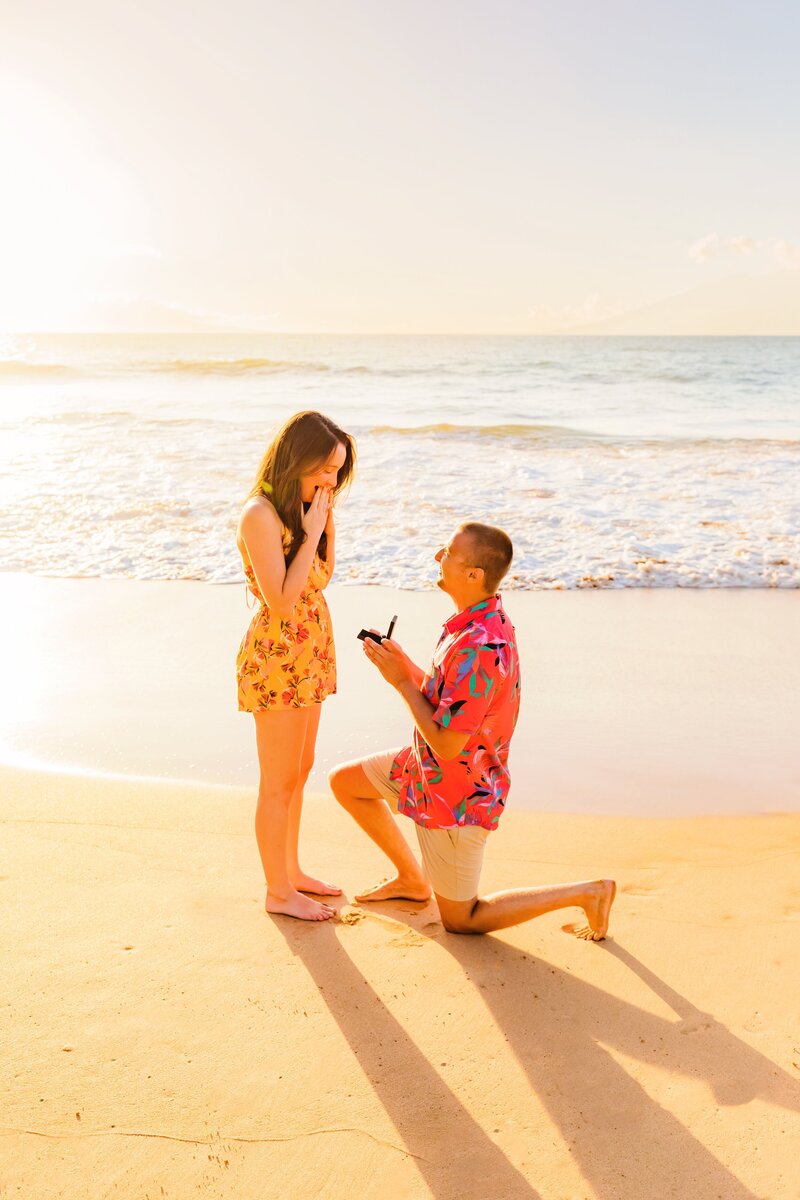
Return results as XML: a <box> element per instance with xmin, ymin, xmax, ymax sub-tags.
<box><xmin>0</xmin><ymin>572</ymin><xmax>797</xmax><ymax>815</ymax></box>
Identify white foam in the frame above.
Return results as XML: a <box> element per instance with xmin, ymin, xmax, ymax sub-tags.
<box><xmin>2</xmin><ymin>422</ymin><xmax>798</xmax><ymax>589</ymax></box>
<box><xmin>2</xmin><ymin>334</ymin><xmax>799</xmax><ymax>589</ymax></box>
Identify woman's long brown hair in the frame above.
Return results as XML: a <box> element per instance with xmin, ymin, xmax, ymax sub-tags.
<box><xmin>247</xmin><ymin>411</ymin><xmax>356</xmax><ymax>564</ymax></box>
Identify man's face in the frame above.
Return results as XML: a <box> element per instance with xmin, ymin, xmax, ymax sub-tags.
<box><xmin>434</xmin><ymin>531</ymin><xmax>475</xmax><ymax>595</ymax></box>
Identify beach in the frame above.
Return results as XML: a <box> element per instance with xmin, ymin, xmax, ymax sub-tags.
<box><xmin>2</xmin><ymin>320</ymin><xmax>799</xmax><ymax>1200</ymax></box>
<box><xmin>2</xmin><ymin>768</ymin><xmax>799</xmax><ymax>1199</ymax></box>
<box><xmin>1</xmin><ymin>576</ymin><xmax>799</xmax><ymax>1198</ymax></box>
<box><xmin>4</xmin><ymin>1</ymin><xmax>800</xmax><ymax>1192</ymax></box>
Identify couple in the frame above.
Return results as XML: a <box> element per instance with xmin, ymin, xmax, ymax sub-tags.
<box><xmin>236</xmin><ymin>410</ymin><xmax>615</xmax><ymax>939</ymax></box>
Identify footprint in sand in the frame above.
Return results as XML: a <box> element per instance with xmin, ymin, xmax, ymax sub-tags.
<box><xmin>388</xmin><ymin>930</ymin><xmax>425</xmax><ymax>949</ymax></box>
<box><xmin>679</xmin><ymin>1017</ymin><xmax>714</xmax><ymax>1035</ymax></box>
<box><xmin>620</xmin><ymin>880</ymin><xmax>665</xmax><ymax>897</ymax></box>
<box><xmin>336</xmin><ymin>906</ymin><xmax>366</xmax><ymax>926</ymax></box>
<box><xmin>337</xmin><ymin>905</ymin><xmax>426</xmax><ymax>946</ymax></box>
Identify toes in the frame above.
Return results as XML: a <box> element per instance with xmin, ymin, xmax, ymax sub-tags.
<box><xmin>295</xmin><ymin>878</ymin><xmax>343</xmax><ymax>896</ymax></box>
<box><xmin>310</xmin><ymin>881</ymin><xmax>342</xmax><ymax>896</ymax></box>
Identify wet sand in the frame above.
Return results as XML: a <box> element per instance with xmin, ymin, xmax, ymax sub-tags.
<box><xmin>0</xmin><ymin>573</ymin><xmax>797</xmax><ymax>813</ymax></box>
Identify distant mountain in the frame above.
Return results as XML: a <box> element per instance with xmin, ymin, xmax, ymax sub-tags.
<box><xmin>77</xmin><ymin>296</ymin><xmax>240</xmax><ymax>333</ymax></box>
<box><xmin>567</xmin><ymin>272</ymin><xmax>800</xmax><ymax>335</ymax></box>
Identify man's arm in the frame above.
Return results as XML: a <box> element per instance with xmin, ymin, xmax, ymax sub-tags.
<box><xmin>363</xmin><ymin>638</ymin><xmax>469</xmax><ymax>761</ymax></box>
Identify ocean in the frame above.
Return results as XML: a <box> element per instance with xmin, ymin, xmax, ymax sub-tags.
<box><xmin>1</xmin><ymin>333</ymin><xmax>799</xmax><ymax>589</ymax></box>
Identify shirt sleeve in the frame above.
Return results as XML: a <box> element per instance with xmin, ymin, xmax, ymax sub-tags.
<box><xmin>430</xmin><ymin>639</ymin><xmax>505</xmax><ymax>732</ymax></box>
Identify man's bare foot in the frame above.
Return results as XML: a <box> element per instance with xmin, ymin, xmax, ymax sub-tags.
<box><xmin>290</xmin><ymin>872</ymin><xmax>342</xmax><ymax>897</ymax></box>
<box><xmin>355</xmin><ymin>875</ymin><xmax>432</xmax><ymax>904</ymax></box>
<box><xmin>573</xmin><ymin>879</ymin><xmax>616</xmax><ymax>941</ymax></box>
<box><xmin>265</xmin><ymin>889</ymin><xmax>335</xmax><ymax>921</ymax></box>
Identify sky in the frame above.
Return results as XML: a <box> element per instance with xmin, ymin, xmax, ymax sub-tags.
<box><xmin>1</xmin><ymin>0</ymin><xmax>799</xmax><ymax>333</ymax></box>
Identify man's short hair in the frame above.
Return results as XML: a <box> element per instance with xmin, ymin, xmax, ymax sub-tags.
<box><xmin>459</xmin><ymin>522</ymin><xmax>514</xmax><ymax>593</ymax></box>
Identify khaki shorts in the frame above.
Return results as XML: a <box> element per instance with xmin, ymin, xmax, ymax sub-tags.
<box><xmin>360</xmin><ymin>748</ymin><xmax>489</xmax><ymax>902</ymax></box>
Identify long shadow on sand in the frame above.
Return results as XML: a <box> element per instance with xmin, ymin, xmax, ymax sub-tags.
<box><xmin>276</xmin><ymin>917</ymin><xmax>540</xmax><ymax>1199</ymax></box>
<box><xmin>277</xmin><ymin>911</ymin><xmax>799</xmax><ymax>1200</ymax></box>
<box><xmin>435</xmin><ymin>929</ymin><xmax>799</xmax><ymax>1200</ymax></box>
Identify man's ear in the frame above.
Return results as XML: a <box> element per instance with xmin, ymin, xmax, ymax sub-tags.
<box><xmin>468</xmin><ymin>565</ymin><xmax>485</xmax><ymax>585</ymax></box>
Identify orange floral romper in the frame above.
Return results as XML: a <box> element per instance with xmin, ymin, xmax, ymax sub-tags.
<box><xmin>236</xmin><ymin>526</ymin><xmax>337</xmax><ymax>711</ymax></box>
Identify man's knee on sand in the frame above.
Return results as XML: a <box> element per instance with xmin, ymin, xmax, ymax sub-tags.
<box><xmin>328</xmin><ymin>763</ymin><xmax>354</xmax><ymax>808</ymax></box>
<box><xmin>436</xmin><ymin>893</ymin><xmax>481</xmax><ymax>935</ymax></box>
<box><xmin>329</xmin><ymin>760</ymin><xmax>375</xmax><ymax>807</ymax></box>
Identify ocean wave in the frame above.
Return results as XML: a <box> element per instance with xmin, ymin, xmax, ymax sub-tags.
<box><xmin>153</xmin><ymin>356</ymin><xmax>377</xmax><ymax>376</ymax></box>
<box><xmin>369</xmin><ymin>421</ymin><xmax>598</xmax><ymax>441</ymax></box>
<box><xmin>0</xmin><ymin>360</ymin><xmax>76</xmax><ymax>377</ymax></box>
<box><xmin>368</xmin><ymin>422</ymin><xmax>800</xmax><ymax>448</ymax></box>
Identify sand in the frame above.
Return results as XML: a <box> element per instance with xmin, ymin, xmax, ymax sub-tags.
<box><xmin>1</xmin><ymin>575</ymin><xmax>799</xmax><ymax>1197</ymax></box>
<box><xmin>0</xmin><ymin>574</ymin><xmax>798</xmax><ymax>812</ymax></box>
<box><xmin>1</xmin><ymin>764</ymin><xmax>799</xmax><ymax>1199</ymax></box>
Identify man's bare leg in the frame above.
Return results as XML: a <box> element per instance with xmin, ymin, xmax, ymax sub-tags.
<box><xmin>436</xmin><ymin>879</ymin><xmax>616</xmax><ymax>939</ymax></box>
<box><xmin>328</xmin><ymin>762</ymin><xmax>431</xmax><ymax>902</ymax></box>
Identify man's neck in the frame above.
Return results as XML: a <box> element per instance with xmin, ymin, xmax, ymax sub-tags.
<box><xmin>448</xmin><ymin>589</ymin><xmax>495</xmax><ymax>614</ymax></box>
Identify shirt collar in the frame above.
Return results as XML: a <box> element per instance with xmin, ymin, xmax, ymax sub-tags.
<box><xmin>443</xmin><ymin>593</ymin><xmax>503</xmax><ymax>636</ymax></box>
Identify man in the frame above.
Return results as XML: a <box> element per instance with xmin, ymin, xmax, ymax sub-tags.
<box><xmin>329</xmin><ymin>523</ymin><xmax>616</xmax><ymax>939</ymax></box>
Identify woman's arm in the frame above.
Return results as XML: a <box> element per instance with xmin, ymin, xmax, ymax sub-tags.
<box><xmin>239</xmin><ymin>493</ymin><xmax>328</xmax><ymax>618</ymax></box>
<box><xmin>322</xmin><ymin>503</ymin><xmax>335</xmax><ymax>586</ymax></box>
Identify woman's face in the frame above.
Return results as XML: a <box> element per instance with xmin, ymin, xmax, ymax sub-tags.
<box><xmin>299</xmin><ymin>441</ymin><xmax>347</xmax><ymax>503</ymax></box>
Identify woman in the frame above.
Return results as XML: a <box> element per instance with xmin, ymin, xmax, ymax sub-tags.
<box><xmin>236</xmin><ymin>411</ymin><xmax>356</xmax><ymax>920</ymax></box>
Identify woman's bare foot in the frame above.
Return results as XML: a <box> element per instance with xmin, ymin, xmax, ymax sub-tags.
<box><xmin>573</xmin><ymin>879</ymin><xmax>616</xmax><ymax>941</ymax></box>
<box><xmin>355</xmin><ymin>875</ymin><xmax>432</xmax><ymax>904</ymax></box>
<box><xmin>290</xmin><ymin>872</ymin><xmax>342</xmax><ymax>897</ymax></box>
<box><xmin>265</xmin><ymin>889</ymin><xmax>335</xmax><ymax>921</ymax></box>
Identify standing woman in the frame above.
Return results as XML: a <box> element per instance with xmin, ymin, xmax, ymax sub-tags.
<box><xmin>236</xmin><ymin>411</ymin><xmax>356</xmax><ymax>920</ymax></box>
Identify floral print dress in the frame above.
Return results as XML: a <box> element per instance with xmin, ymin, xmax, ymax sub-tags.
<box><xmin>236</xmin><ymin>527</ymin><xmax>337</xmax><ymax>711</ymax></box>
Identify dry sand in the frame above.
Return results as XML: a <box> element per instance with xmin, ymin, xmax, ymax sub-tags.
<box><xmin>2</xmin><ymin>765</ymin><xmax>799</xmax><ymax>1199</ymax></box>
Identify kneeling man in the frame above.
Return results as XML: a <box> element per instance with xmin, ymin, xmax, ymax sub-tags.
<box><xmin>329</xmin><ymin>523</ymin><xmax>616</xmax><ymax>938</ymax></box>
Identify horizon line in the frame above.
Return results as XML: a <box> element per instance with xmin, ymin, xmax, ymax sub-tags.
<box><xmin>5</xmin><ymin>329</ymin><xmax>800</xmax><ymax>339</ymax></box>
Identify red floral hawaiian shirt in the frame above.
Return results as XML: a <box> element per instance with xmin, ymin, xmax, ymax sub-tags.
<box><xmin>390</xmin><ymin>595</ymin><xmax>521</xmax><ymax>831</ymax></box>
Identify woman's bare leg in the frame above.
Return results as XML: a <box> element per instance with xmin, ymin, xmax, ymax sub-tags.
<box><xmin>285</xmin><ymin>703</ymin><xmax>341</xmax><ymax>896</ymax></box>
<box><xmin>254</xmin><ymin>708</ymin><xmax>334</xmax><ymax>921</ymax></box>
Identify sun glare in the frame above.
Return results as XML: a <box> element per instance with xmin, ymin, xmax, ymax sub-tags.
<box><xmin>0</xmin><ymin>73</ymin><xmax>139</xmax><ymax>330</ymax></box>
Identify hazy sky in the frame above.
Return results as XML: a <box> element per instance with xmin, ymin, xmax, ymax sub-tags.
<box><xmin>1</xmin><ymin>0</ymin><xmax>799</xmax><ymax>332</ymax></box>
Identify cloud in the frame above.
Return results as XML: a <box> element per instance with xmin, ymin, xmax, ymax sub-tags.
<box><xmin>688</xmin><ymin>233</ymin><xmax>719</xmax><ymax>264</ymax></box>
<box><xmin>774</xmin><ymin>240</ymin><xmax>800</xmax><ymax>270</ymax></box>
<box><xmin>689</xmin><ymin>232</ymin><xmax>800</xmax><ymax>271</ymax></box>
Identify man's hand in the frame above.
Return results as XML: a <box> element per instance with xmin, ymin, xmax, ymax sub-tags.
<box><xmin>365</xmin><ymin>634</ymin><xmax>469</xmax><ymax>761</ymax></box>
<box><xmin>363</xmin><ymin>636</ymin><xmax>416</xmax><ymax>689</ymax></box>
